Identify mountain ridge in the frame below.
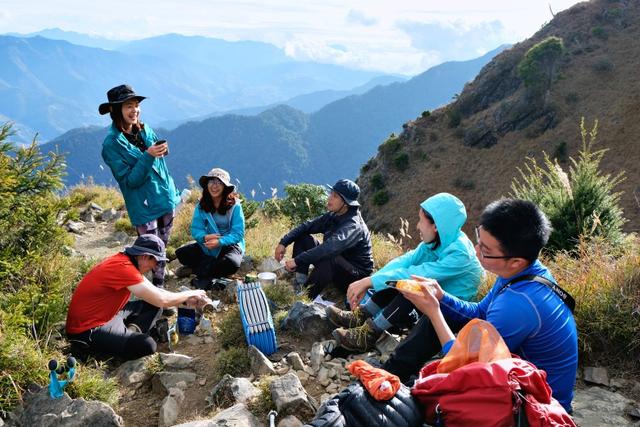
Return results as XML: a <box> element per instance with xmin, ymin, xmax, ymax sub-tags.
<box><xmin>357</xmin><ymin>0</ymin><xmax>640</xmax><ymax>235</ymax></box>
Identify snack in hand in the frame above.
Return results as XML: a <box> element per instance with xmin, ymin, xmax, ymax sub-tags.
<box><xmin>395</xmin><ymin>279</ymin><xmax>425</xmax><ymax>295</ymax></box>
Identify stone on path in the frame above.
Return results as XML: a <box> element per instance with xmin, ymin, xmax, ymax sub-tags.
<box><xmin>158</xmin><ymin>388</ymin><xmax>185</xmax><ymax>427</ymax></box>
<box><xmin>572</xmin><ymin>386</ymin><xmax>636</xmax><ymax>426</ymax></box>
<box><xmin>286</xmin><ymin>352</ymin><xmax>306</xmax><ymax>371</ymax></box>
<box><xmin>583</xmin><ymin>366</ymin><xmax>610</xmax><ymax>386</ymax></box>
<box><xmin>276</xmin><ymin>415</ymin><xmax>303</xmax><ymax>427</ymax></box>
<box><xmin>207</xmin><ymin>374</ymin><xmax>259</xmax><ymax>407</ymax></box>
<box><xmin>173</xmin><ymin>403</ymin><xmax>264</xmax><ymax>427</ymax></box>
<box><xmin>281</xmin><ymin>302</ymin><xmax>332</xmax><ymax>340</ymax></box>
<box><xmin>152</xmin><ymin>371</ymin><xmax>197</xmax><ymax>394</ymax></box>
<box><xmin>159</xmin><ymin>352</ymin><xmax>194</xmax><ymax>369</ymax></box>
<box><xmin>269</xmin><ymin>372</ymin><xmax>316</xmax><ymax>419</ymax></box>
<box><xmin>248</xmin><ymin>345</ymin><xmax>277</xmax><ymax>377</ymax></box>
<box><xmin>115</xmin><ymin>357</ymin><xmax>151</xmax><ymax>387</ymax></box>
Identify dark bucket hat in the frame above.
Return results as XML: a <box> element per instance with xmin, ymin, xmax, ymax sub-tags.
<box><xmin>99</xmin><ymin>84</ymin><xmax>146</xmax><ymax>115</ymax></box>
<box><xmin>327</xmin><ymin>179</ymin><xmax>360</xmax><ymax>207</ymax></box>
<box><xmin>124</xmin><ymin>234</ymin><xmax>168</xmax><ymax>262</ymax></box>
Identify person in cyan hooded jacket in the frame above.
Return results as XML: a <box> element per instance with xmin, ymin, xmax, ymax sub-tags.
<box><xmin>100</xmin><ymin>84</ymin><xmax>180</xmax><ymax>290</ymax></box>
<box><xmin>175</xmin><ymin>168</ymin><xmax>245</xmax><ymax>290</ymax></box>
<box><xmin>329</xmin><ymin>192</ymin><xmax>483</xmax><ymax>353</ymax></box>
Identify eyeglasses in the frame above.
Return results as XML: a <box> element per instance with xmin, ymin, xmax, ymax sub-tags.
<box><xmin>207</xmin><ymin>178</ymin><xmax>224</xmax><ymax>187</ymax></box>
<box><xmin>474</xmin><ymin>226</ymin><xmax>513</xmax><ymax>260</ymax></box>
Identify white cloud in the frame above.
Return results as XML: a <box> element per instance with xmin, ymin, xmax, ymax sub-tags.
<box><xmin>346</xmin><ymin>9</ymin><xmax>378</xmax><ymax>27</ymax></box>
<box><xmin>397</xmin><ymin>19</ymin><xmax>509</xmax><ymax>62</ymax></box>
<box><xmin>0</xmin><ymin>0</ymin><xmax>585</xmax><ymax>74</ymax></box>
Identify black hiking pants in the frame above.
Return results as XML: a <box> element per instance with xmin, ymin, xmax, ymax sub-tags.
<box><xmin>66</xmin><ymin>300</ymin><xmax>161</xmax><ymax>361</ymax></box>
<box><xmin>383</xmin><ymin>313</ymin><xmax>467</xmax><ymax>383</ymax></box>
<box><xmin>176</xmin><ymin>242</ymin><xmax>242</xmax><ymax>280</ymax></box>
<box><xmin>292</xmin><ymin>234</ymin><xmax>369</xmax><ymax>299</ymax></box>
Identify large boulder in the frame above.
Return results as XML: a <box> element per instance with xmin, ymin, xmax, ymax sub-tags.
<box><xmin>269</xmin><ymin>373</ymin><xmax>316</xmax><ymax>419</ymax></box>
<box><xmin>281</xmin><ymin>302</ymin><xmax>332</xmax><ymax>340</ymax></box>
<box><xmin>11</xmin><ymin>386</ymin><xmax>123</xmax><ymax>426</ymax></box>
<box><xmin>572</xmin><ymin>386</ymin><xmax>636</xmax><ymax>426</ymax></box>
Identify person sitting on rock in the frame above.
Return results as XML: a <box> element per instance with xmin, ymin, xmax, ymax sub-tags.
<box><xmin>65</xmin><ymin>234</ymin><xmax>208</xmax><ymax>360</ymax></box>
<box><xmin>275</xmin><ymin>179</ymin><xmax>374</xmax><ymax>298</ymax></box>
<box><xmin>393</xmin><ymin>199</ymin><xmax>578</xmax><ymax>412</ymax></box>
<box><xmin>176</xmin><ymin>168</ymin><xmax>245</xmax><ymax>290</ymax></box>
<box><xmin>328</xmin><ymin>192</ymin><xmax>483</xmax><ymax>353</ymax></box>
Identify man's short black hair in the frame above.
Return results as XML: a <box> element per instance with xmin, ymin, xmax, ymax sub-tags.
<box><xmin>480</xmin><ymin>198</ymin><xmax>551</xmax><ymax>262</ymax></box>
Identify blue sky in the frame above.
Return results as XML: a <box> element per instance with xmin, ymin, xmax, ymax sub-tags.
<box><xmin>0</xmin><ymin>0</ymin><xmax>584</xmax><ymax>74</ymax></box>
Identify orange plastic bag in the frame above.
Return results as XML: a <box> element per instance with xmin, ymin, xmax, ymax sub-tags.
<box><xmin>347</xmin><ymin>360</ymin><xmax>401</xmax><ymax>401</ymax></box>
<box><xmin>436</xmin><ymin>318</ymin><xmax>511</xmax><ymax>374</ymax></box>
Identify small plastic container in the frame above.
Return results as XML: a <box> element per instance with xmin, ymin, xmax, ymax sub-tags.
<box><xmin>177</xmin><ymin>316</ymin><xmax>196</xmax><ymax>335</ymax></box>
<box><xmin>177</xmin><ymin>306</ymin><xmax>197</xmax><ymax>335</ymax></box>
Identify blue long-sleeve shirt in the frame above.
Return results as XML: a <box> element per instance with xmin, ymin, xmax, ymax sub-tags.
<box><xmin>439</xmin><ymin>260</ymin><xmax>578</xmax><ymax>412</ymax></box>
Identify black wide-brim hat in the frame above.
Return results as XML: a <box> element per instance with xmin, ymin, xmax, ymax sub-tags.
<box><xmin>99</xmin><ymin>84</ymin><xmax>146</xmax><ymax>115</ymax></box>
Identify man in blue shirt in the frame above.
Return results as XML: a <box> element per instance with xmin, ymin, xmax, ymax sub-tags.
<box><xmin>395</xmin><ymin>199</ymin><xmax>578</xmax><ymax>412</ymax></box>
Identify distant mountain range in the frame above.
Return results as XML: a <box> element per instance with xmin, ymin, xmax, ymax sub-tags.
<box><xmin>41</xmin><ymin>46</ymin><xmax>505</xmax><ymax>197</ymax></box>
<box><xmin>0</xmin><ymin>31</ymin><xmax>387</xmax><ymax>142</ymax></box>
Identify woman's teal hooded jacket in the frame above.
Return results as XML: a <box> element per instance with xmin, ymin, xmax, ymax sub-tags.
<box><xmin>191</xmin><ymin>201</ymin><xmax>246</xmax><ymax>258</ymax></box>
<box><xmin>370</xmin><ymin>193</ymin><xmax>483</xmax><ymax>301</ymax></box>
<box><xmin>101</xmin><ymin>124</ymin><xmax>180</xmax><ymax>226</ymax></box>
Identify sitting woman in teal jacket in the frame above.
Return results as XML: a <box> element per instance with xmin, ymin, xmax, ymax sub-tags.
<box><xmin>328</xmin><ymin>192</ymin><xmax>483</xmax><ymax>352</ymax></box>
<box><xmin>176</xmin><ymin>168</ymin><xmax>245</xmax><ymax>290</ymax></box>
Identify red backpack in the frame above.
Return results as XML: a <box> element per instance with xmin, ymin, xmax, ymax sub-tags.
<box><xmin>411</xmin><ymin>357</ymin><xmax>576</xmax><ymax>427</ymax></box>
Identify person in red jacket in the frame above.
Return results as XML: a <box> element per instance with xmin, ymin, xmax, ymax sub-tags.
<box><xmin>66</xmin><ymin>234</ymin><xmax>207</xmax><ymax>360</ymax></box>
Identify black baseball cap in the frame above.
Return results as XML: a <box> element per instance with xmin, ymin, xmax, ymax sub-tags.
<box><xmin>124</xmin><ymin>234</ymin><xmax>168</xmax><ymax>261</ymax></box>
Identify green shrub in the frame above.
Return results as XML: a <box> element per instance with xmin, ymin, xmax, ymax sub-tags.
<box><xmin>393</xmin><ymin>153</ymin><xmax>410</xmax><ymax>171</ymax></box>
<box><xmin>518</xmin><ymin>36</ymin><xmax>565</xmax><ymax>91</ymax></box>
<box><xmin>216</xmin><ymin>306</ymin><xmax>246</xmax><ymax>349</ymax></box>
<box><xmin>65</xmin><ymin>184</ymin><xmax>124</xmax><ymax>211</ymax></box>
<box><xmin>372</xmin><ymin>190</ymin><xmax>389</xmax><ymax>206</ymax></box>
<box><xmin>212</xmin><ymin>347</ymin><xmax>250</xmax><ymax>380</ymax></box>
<box><xmin>421</xmin><ymin>110</ymin><xmax>431</xmax><ymax>118</ymax></box>
<box><xmin>378</xmin><ymin>134</ymin><xmax>402</xmax><ymax>156</ymax></box>
<box><xmin>553</xmin><ymin>141</ymin><xmax>568</xmax><ymax>163</ymax></box>
<box><xmin>247</xmin><ymin>376</ymin><xmax>276</xmax><ymax>418</ymax></box>
<box><xmin>511</xmin><ymin>118</ymin><xmax>625</xmax><ymax>253</ymax></box>
<box><xmin>269</xmin><ymin>183</ymin><xmax>327</xmax><ymax>224</ymax></box>
<box><xmin>263</xmin><ymin>283</ymin><xmax>298</xmax><ymax>309</ymax></box>
<box><xmin>360</xmin><ymin>158</ymin><xmax>376</xmax><ymax>174</ymax></box>
<box><xmin>66</xmin><ymin>361</ymin><xmax>119</xmax><ymax>407</ymax></box>
<box><xmin>370</xmin><ymin>173</ymin><xmax>385</xmax><ymax>191</ymax></box>
<box><xmin>238</xmin><ymin>193</ymin><xmax>259</xmax><ymax>229</ymax></box>
<box><xmin>114</xmin><ymin>217</ymin><xmax>136</xmax><ymax>235</ymax></box>
<box><xmin>591</xmin><ymin>26</ymin><xmax>607</xmax><ymax>40</ymax></box>
<box><xmin>447</xmin><ymin>107</ymin><xmax>462</xmax><ymax>128</ymax></box>
<box><xmin>592</xmin><ymin>58</ymin><xmax>614</xmax><ymax>73</ymax></box>
<box><xmin>453</xmin><ymin>177</ymin><xmax>475</xmax><ymax>190</ymax></box>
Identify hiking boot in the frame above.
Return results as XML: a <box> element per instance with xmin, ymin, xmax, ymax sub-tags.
<box><xmin>326</xmin><ymin>305</ymin><xmax>368</xmax><ymax>328</ymax></box>
<box><xmin>332</xmin><ymin>318</ymin><xmax>382</xmax><ymax>353</ymax></box>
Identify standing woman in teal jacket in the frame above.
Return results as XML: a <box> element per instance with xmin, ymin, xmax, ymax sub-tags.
<box><xmin>329</xmin><ymin>192</ymin><xmax>483</xmax><ymax>352</ymax></box>
<box><xmin>176</xmin><ymin>168</ymin><xmax>245</xmax><ymax>290</ymax></box>
<box><xmin>100</xmin><ymin>85</ymin><xmax>180</xmax><ymax>289</ymax></box>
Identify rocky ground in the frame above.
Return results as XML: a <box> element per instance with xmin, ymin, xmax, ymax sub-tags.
<box><xmin>3</xmin><ymin>203</ymin><xmax>640</xmax><ymax>427</ymax></box>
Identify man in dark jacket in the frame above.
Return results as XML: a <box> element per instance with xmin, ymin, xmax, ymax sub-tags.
<box><xmin>275</xmin><ymin>179</ymin><xmax>374</xmax><ymax>298</ymax></box>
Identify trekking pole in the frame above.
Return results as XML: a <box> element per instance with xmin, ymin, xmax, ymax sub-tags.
<box><xmin>268</xmin><ymin>410</ymin><xmax>277</xmax><ymax>427</ymax></box>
